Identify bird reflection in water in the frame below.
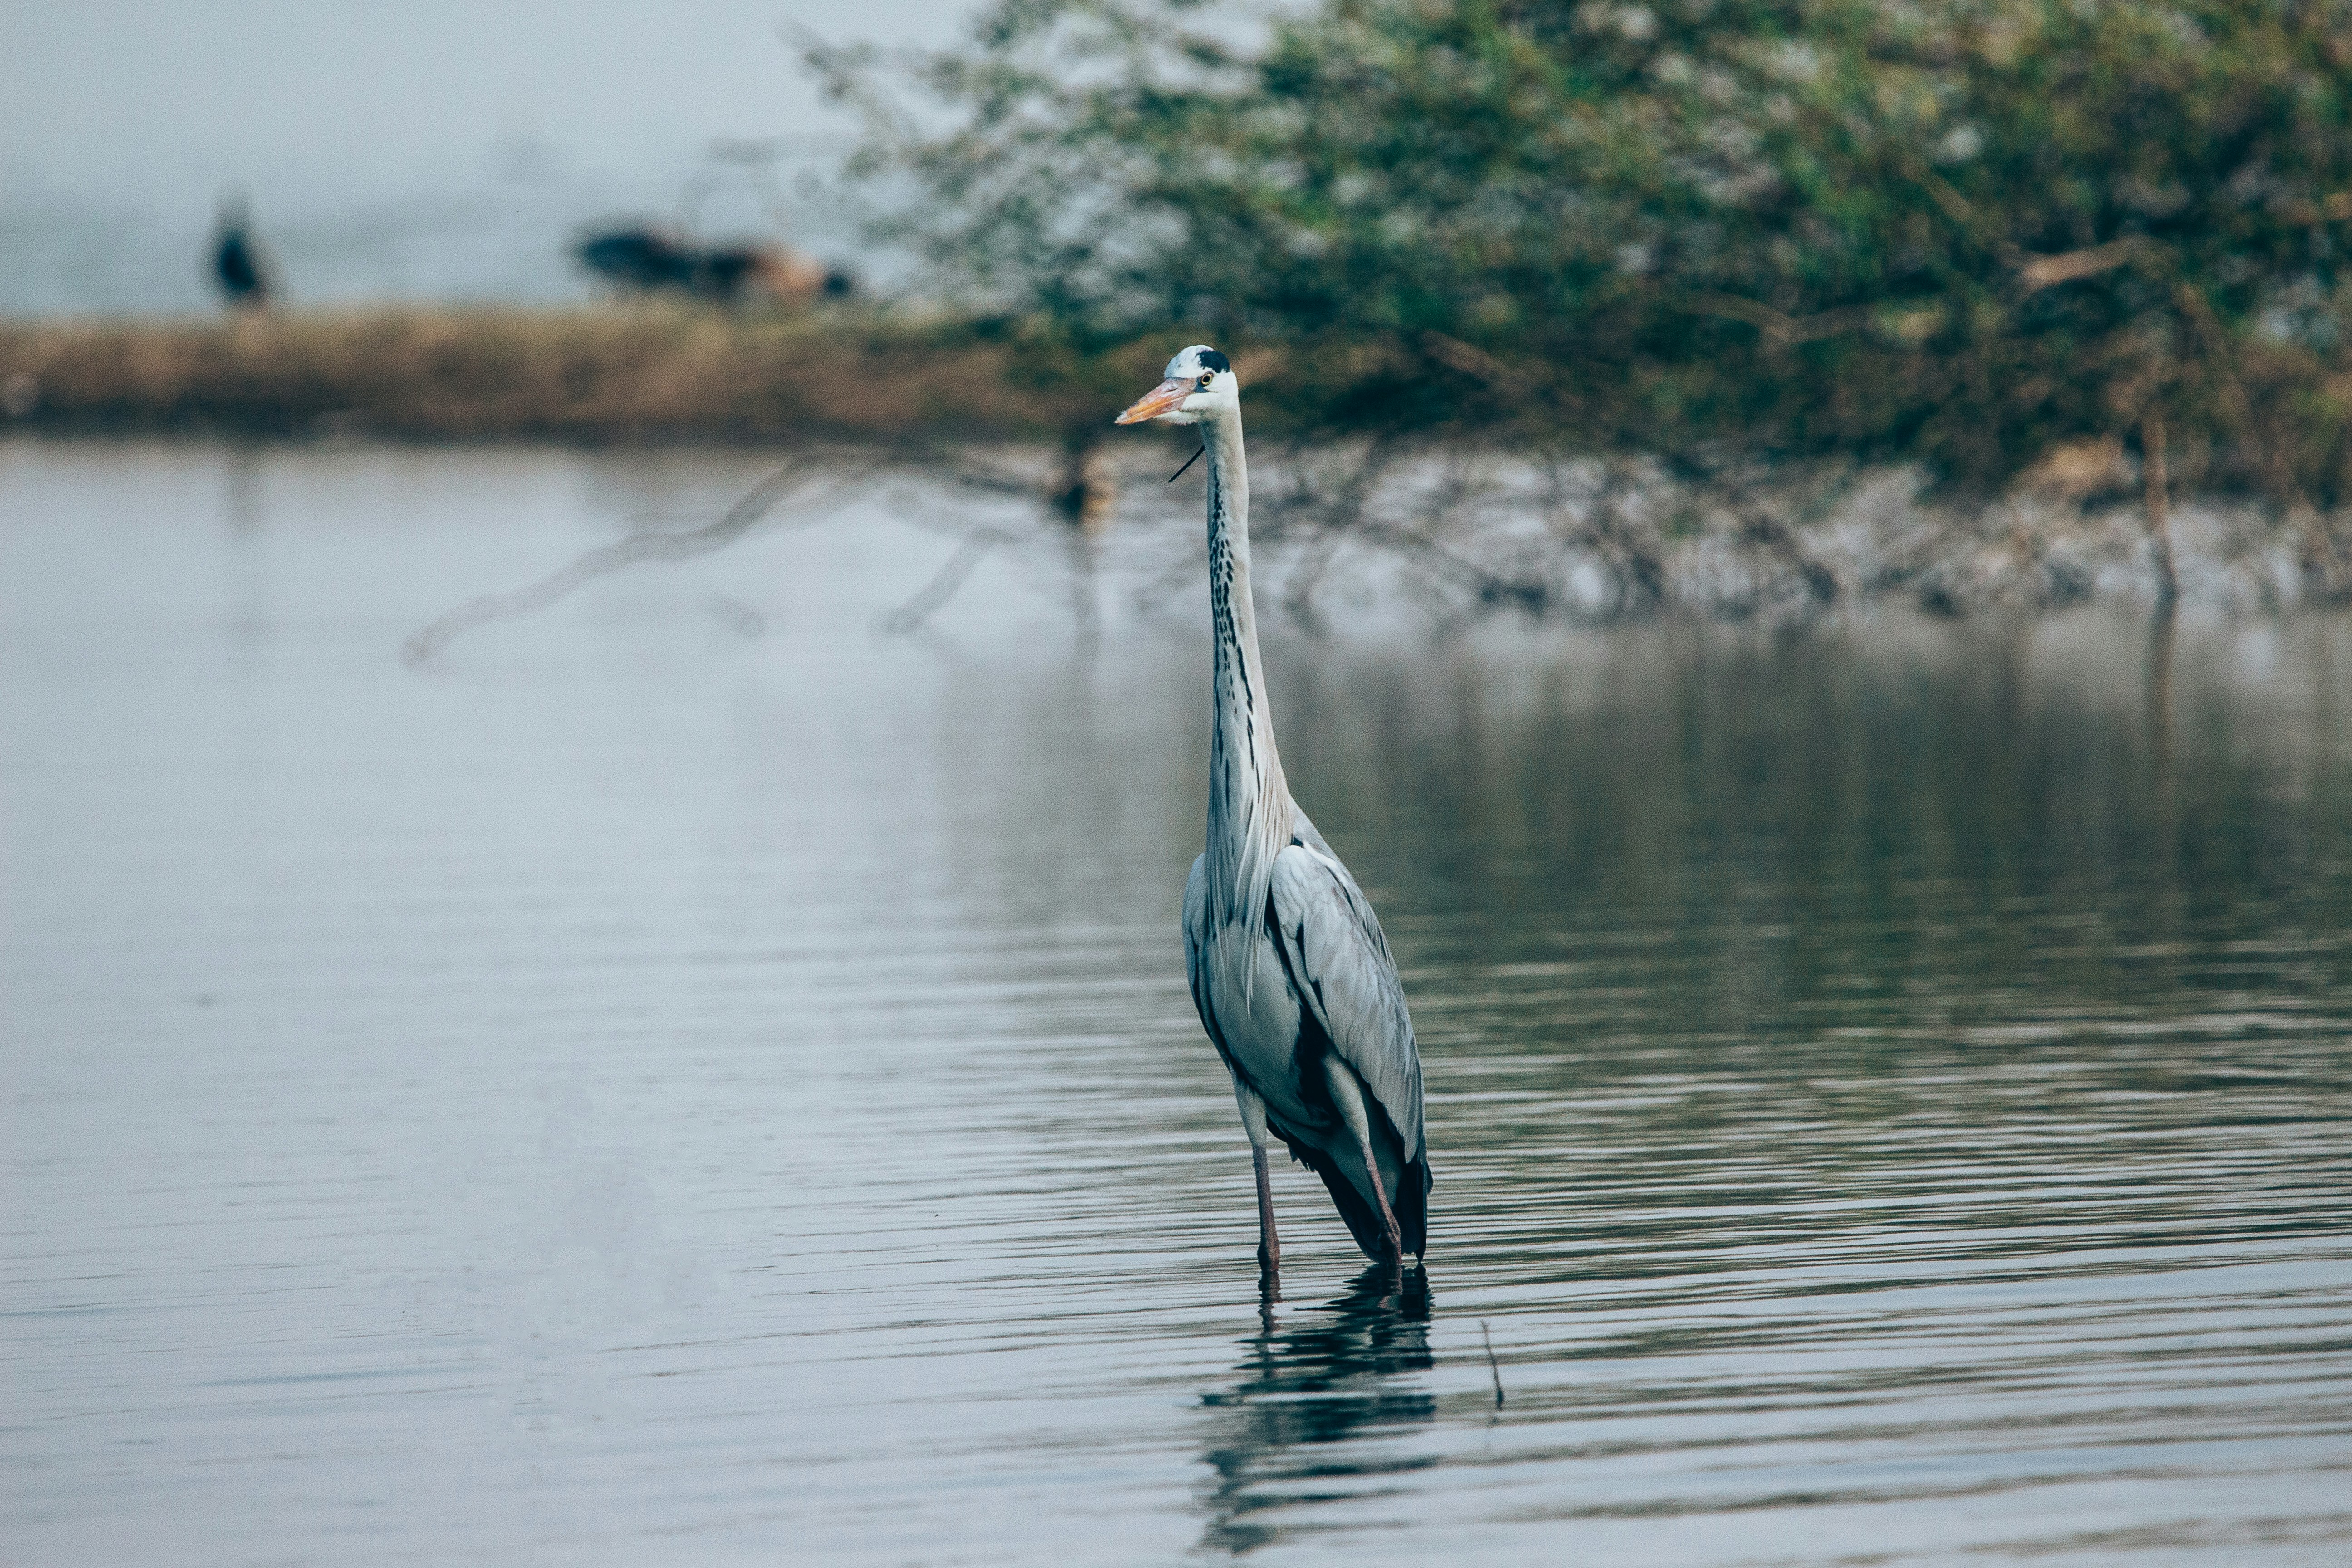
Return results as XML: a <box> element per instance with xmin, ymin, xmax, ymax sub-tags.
<box><xmin>1196</xmin><ymin>1266</ymin><xmax>1438</xmax><ymax>1554</ymax></box>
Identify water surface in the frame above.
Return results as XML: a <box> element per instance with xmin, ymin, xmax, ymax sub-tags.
<box><xmin>4</xmin><ymin>441</ymin><xmax>2349</xmax><ymax>1564</ymax></box>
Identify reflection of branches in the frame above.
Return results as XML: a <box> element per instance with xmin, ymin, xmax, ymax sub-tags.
<box><xmin>1129</xmin><ymin>436</ymin><xmax>1573</xmax><ymax>625</ymax></box>
<box><xmin>400</xmin><ymin>427</ymin><xmax>1102</xmax><ymax>666</ymax></box>
<box><xmin>401</xmin><ymin>458</ymin><xmax>871</xmax><ymax>664</ymax></box>
<box><xmin>1354</xmin><ymin>520</ymin><xmax>1548</xmax><ymax>610</ymax></box>
<box><xmin>402</xmin><ymin>426</ymin><xmax>2227</xmax><ymax>666</ymax></box>
<box><xmin>894</xmin><ymin>444</ymin><xmax>1047</xmax><ymax>502</ymax></box>
<box><xmin>865</xmin><ymin>438</ymin><xmax>1107</xmax><ymax>638</ymax></box>
<box><xmin>1681</xmin><ymin>454</ymin><xmax>1861</xmax><ymax>618</ymax></box>
<box><xmin>913</xmin><ymin>434</ymin><xmax>1522</xmax><ymax>632</ymax></box>
<box><xmin>1270</xmin><ymin>438</ymin><xmax>1563</xmax><ymax>617</ymax></box>
<box><xmin>879</xmin><ymin>525</ymin><xmax>1020</xmax><ymax>634</ymax></box>
<box><xmin>1268</xmin><ymin>438</ymin><xmax>1401</xmax><ymax>627</ymax></box>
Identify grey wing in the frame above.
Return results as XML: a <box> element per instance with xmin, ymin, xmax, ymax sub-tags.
<box><xmin>1267</xmin><ymin>841</ymin><xmax>1424</xmax><ymax>1160</ymax></box>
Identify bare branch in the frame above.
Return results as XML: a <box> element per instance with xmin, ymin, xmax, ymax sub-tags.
<box><xmin>2278</xmin><ymin>191</ymin><xmax>2352</xmax><ymax>225</ymax></box>
<box><xmin>1669</xmin><ymin>291</ymin><xmax>1869</xmax><ymax>345</ymax></box>
<box><xmin>401</xmin><ymin>457</ymin><xmax>868</xmax><ymax>665</ymax></box>
<box><xmin>1419</xmin><ymin>332</ymin><xmax>1535</xmax><ymax>391</ymax></box>
<box><xmin>879</xmin><ymin>526</ymin><xmax>1022</xmax><ymax>634</ymax></box>
<box><xmin>2015</xmin><ymin>238</ymin><xmax>2145</xmax><ymax>295</ymax></box>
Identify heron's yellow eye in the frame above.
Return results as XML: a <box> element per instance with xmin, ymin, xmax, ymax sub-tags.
<box><xmin>1199</xmin><ymin>373</ymin><xmax>1214</xmax><ymax>389</ymax></box>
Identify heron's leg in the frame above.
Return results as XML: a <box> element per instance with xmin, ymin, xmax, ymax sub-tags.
<box><xmin>1251</xmin><ymin>1144</ymin><xmax>1282</xmax><ymax>1271</ymax></box>
<box><xmin>1322</xmin><ymin>1058</ymin><xmax>1404</xmax><ymax>1272</ymax></box>
<box><xmin>1234</xmin><ymin>1079</ymin><xmax>1281</xmax><ymax>1280</ymax></box>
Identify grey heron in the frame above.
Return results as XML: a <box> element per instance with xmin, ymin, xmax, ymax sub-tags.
<box><xmin>1117</xmin><ymin>346</ymin><xmax>1431</xmax><ymax>1285</ymax></box>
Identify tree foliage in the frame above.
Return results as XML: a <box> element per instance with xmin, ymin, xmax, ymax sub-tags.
<box><xmin>819</xmin><ymin>0</ymin><xmax>2352</xmax><ymax>506</ymax></box>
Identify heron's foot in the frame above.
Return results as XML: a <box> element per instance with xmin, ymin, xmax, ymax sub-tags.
<box><xmin>1374</xmin><ymin>1224</ymin><xmax>1405</xmax><ymax>1288</ymax></box>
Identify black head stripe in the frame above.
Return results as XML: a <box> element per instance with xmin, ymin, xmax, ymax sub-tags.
<box><xmin>1198</xmin><ymin>349</ymin><xmax>1231</xmax><ymax>374</ymax></box>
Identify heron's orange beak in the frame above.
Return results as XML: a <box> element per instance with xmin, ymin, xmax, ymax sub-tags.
<box><xmin>1114</xmin><ymin>377</ymin><xmax>1191</xmax><ymax>425</ymax></box>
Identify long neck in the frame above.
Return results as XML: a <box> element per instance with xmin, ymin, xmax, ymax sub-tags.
<box><xmin>1202</xmin><ymin>407</ymin><xmax>1292</xmax><ymax>926</ymax></box>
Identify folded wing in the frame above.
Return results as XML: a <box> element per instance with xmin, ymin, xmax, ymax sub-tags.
<box><xmin>1266</xmin><ymin>840</ymin><xmax>1424</xmax><ymax>1160</ymax></box>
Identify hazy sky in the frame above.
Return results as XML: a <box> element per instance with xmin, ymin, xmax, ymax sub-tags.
<box><xmin>1</xmin><ymin>0</ymin><xmax>969</xmax><ymax>208</ymax></box>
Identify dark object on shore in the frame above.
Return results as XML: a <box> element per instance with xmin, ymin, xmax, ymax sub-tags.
<box><xmin>211</xmin><ymin>200</ymin><xmax>275</xmax><ymax>311</ymax></box>
<box><xmin>573</xmin><ymin>225</ymin><xmax>853</xmax><ymax>306</ymax></box>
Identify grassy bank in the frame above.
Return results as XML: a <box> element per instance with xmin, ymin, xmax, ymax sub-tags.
<box><xmin>5</xmin><ymin>307</ymin><xmax>2342</xmax><ymax>508</ymax></box>
<box><xmin>0</xmin><ymin>308</ymin><xmax>1144</xmax><ymax>446</ymax></box>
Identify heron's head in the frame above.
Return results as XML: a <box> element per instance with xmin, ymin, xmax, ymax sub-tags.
<box><xmin>1114</xmin><ymin>345</ymin><xmax>1237</xmax><ymax>427</ymax></box>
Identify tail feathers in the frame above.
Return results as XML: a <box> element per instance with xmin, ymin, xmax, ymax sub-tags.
<box><xmin>1288</xmin><ymin>1137</ymin><xmax>1386</xmax><ymax>1261</ymax></box>
<box><xmin>1281</xmin><ymin>1135</ymin><xmax>1434</xmax><ymax>1264</ymax></box>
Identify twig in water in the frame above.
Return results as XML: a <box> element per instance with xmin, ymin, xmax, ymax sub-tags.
<box><xmin>1481</xmin><ymin>1320</ymin><xmax>1505</xmax><ymax>1409</ymax></box>
<box><xmin>400</xmin><ymin>457</ymin><xmax>868</xmax><ymax>665</ymax></box>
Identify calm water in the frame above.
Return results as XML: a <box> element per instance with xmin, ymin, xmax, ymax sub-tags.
<box><xmin>4</xmin><ymin>440</ymin><xmax>2350</xmax><ymax>1566</ymax></box>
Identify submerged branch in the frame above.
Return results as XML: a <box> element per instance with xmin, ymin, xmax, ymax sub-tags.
<box><xmin>397</xmin><ymin>428</ymin><xmax>2348</xmax><ymax>665</ymax></box>
<box><xmin>401</xmin><ymin>458</ymin><xmax>871</xmax><ymax>664</ymax></box>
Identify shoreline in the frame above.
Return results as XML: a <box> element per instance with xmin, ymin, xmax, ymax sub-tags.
<box><xmin>0</xmin><ymin>307</ymin><xmax>1109</xmax><ymax>447</ymax></box>
<box><xmin>5</xmin><ymin>306</ymin><xmax>2343</xmax><ymax>620</ymax></box>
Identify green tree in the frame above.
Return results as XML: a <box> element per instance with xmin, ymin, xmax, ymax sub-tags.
<box><xmin>821</xmin><ymin>0</ymin><xmax>2352</xmax><ymax>522</ymax></box>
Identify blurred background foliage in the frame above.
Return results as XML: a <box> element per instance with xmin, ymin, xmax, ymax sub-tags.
<box><xmin>817</xmin><ymin>0</ymin><xmax>2352</xmax><ymax>510</ymax></box>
